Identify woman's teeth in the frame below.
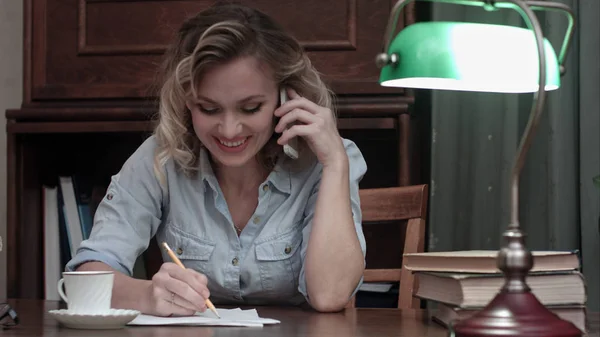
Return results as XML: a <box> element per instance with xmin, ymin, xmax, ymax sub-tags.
<box><xmin>219</xmin><ymin>138</ymin><xmax>247</xmax><ymax>147</ymax></box>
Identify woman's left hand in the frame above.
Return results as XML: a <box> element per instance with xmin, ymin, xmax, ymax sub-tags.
<box><xmin>274</xmin><ymin>88</ymin><xmax>347</xmax><ymax>167</ymax></box>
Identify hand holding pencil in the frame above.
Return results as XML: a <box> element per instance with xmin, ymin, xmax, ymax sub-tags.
<box><xmin>145</xmin><ymin>251</ymin><xmax>216</xmax><ymax>317</ymax></box>
<box><xmin>143</xmin><ymin>242</ymin><xmax>219</xmax><ymax>318</ymax></box>
<box><xmin>161</xmin><ymin>242</ymin><xmax>220</xmax><ymax>318</ymax></box>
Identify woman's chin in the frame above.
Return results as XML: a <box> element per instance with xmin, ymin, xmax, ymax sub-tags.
<box><xmin>216</xmin><ymin>157</ymin><xmax>253</xmax><ymax>168</ymax></box>
<box><xmin>208</xmin><ymin>149</ymin><xmax>257</xmax><ymax>169</ymax></box>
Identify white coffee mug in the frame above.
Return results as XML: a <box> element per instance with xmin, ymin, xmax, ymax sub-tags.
<box><xmin>57</xmin><ymin>271</ymin><xmax>114</xmax><ymax>314</ymax></box>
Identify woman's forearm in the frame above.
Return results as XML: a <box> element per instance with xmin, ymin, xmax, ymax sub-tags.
<box><xmin>304</xmin><ymin>157</ymin><xmax>365</xmax><ymax>312</ymax></box>
<box><xmin>76</xmin><ymin>261</ymin><xmax>153</xmax><ymax>313</ymax></box>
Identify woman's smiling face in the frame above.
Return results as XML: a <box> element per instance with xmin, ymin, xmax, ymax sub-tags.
<box><xmin>187</xmin><ymin>55</ymin><xmax>279</xmax><ymax>168</ymax></box>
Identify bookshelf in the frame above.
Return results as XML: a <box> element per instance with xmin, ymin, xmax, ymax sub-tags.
<box><xmin>5</xmin><ymin>0</ymin><xmax>423</xmax><ymax>299</ymax></box>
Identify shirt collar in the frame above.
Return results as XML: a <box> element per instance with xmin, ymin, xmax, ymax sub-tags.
<box><xmin>198</xmin><ymin>148</ymin><xmax>219</xmax><ymax>193</ymax></box>
<box><xmin>198</xmin><ymin>147</ymin><xmax>291</xmax><ymax>195</ymax></box>
<box><xmin>268</xmin><ymin>155</ymin><xmax>292</xmax><ymax>194</ymax></box>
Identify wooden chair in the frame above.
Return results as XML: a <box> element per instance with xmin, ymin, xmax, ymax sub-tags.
<box><xmin>346</xmin><ymin>184</ymin><xmax>429</xmax><ymax>309</ymax></box>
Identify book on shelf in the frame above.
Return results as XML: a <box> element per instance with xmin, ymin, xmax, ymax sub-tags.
<box><xmin>43</xmin><ymin>175</ymin><xmax>99</xmax><ymax>300</ymax></box>
<box><xmin>43</xmin><ymin>186</ymin><xmax>60</xmax><ymax>301</ymax></box>
<box><xmin>43</xmin><ymin>176</ymin><xmax>150</xmax><ymax>300</ymax></box>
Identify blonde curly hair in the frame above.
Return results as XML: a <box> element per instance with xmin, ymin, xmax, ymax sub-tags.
<box><xmin>152</xmin><ymin>2</ymin><xmax>335</xmax><ymax>184</ymax></box>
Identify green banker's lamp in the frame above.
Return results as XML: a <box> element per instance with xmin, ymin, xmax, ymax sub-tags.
<box><xmin>376</xmin><ymin>0</ymin><xmax>580</xmax><ymax>336</ymax></box>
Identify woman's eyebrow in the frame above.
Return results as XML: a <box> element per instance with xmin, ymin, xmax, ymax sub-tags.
<box><xmin>238</xmin><ymin>94</ymin><xmax>266</xmax><ymax>103</ymax></box>
<box><xmin>194</xmin><ymin>95</ymin><xmax>217</xmax><ymax>104</ymax></box>
<box><xmin>194</xmin><ymin>94</ymin><xmax>266</xmax><ymax>104</ymax></box>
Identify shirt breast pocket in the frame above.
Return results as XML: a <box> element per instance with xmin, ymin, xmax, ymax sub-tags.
<box><xmin>254</xmin><ymin>224</ymin><xmax>303</xmax><ymax>297</ymax></box>
<box><xmin>163</xmin><ymin>224</ymin><xmax>216</xmax><ymax>280</ymax></box>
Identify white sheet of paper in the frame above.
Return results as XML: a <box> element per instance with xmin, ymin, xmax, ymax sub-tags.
<box><xmin>127</xmin><ymin>308</ymin><xmax>280</xmax><ymax>327</ymax></box>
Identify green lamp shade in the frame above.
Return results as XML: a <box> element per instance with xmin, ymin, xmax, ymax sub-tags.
<box><xmin>379</xmin><ymin>22</ymin><xmax>560</xmax><ymax>93</ymax></box>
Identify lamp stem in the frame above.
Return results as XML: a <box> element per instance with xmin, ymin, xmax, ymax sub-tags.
<box><xmin>494</xmin><ymin>0</ymin><xmax>545</xmax><ymax>295</ymax></box>
<box><xmin>500</xmin><ymin>0</ymin><xmax>547</xmax><ymax>227</ymax></box>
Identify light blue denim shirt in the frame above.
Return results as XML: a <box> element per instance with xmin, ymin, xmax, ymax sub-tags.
<box><xmin>66</xmin><ymin>135</ymin><xmax>367</xmax><ymax>306</ymax></box>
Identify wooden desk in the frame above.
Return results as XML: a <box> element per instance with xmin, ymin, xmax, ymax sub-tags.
<box><xmin>4</xmin><ymin>300</ymin><xmax>599</xmax><ymax>337</ymax></box>
<box><xmin>4</xmin><ymin>299</ymin><xmax>445</xmax><ymax>337</ymax></box>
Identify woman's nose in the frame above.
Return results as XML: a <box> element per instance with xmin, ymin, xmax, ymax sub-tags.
<box><xmin>218</xmin><ymin>113</ymin><xmax>242</xmax><ymax>139</ymax></box>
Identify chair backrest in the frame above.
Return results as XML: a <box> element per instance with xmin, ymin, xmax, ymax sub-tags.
<box><xmin>348</xmin><ymin>184</ymin><xmax>429</xmax><ymax>309</ymax></box>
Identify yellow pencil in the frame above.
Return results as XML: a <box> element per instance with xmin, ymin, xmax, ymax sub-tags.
<box><xmin>161</xmin><ymin>242</ymin><xmax>221</xmax><ymax>318</ymax></box>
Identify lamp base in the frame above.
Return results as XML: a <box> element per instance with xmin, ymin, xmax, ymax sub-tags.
<box><xmin>452</xmin><ymin>290</ymin><xmax>582</xmax><ymax>337</ymax></box>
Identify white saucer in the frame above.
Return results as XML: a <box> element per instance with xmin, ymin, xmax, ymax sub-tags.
<box><xmin>48</xmin><ymin>309</ymin><xmax>140</xmax><ymax>330</ymax></box>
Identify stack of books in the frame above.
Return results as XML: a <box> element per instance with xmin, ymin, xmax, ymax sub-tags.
<box><xmin>403</xmin><ymin>250</ymin><xmax>587</xmax><ymax>333</ymax></box>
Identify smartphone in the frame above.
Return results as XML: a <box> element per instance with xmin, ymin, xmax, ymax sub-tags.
<box><xmin>280</xmin><ymin>88</ymin><xmax>299</xmax><ymax>160</ymax></box>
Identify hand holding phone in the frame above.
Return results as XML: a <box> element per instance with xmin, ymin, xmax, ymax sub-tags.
<box><xmin>280</xmin><ymin>88</ymin><xmax>299</xmax><ymax>160</ymax></box>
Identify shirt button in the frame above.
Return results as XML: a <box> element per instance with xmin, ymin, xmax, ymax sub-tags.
<box><xmin>284</xmin><ymin>246</ymin><xmax>292</xmax><ymax>254</ymax></box>
<box><xmin>176</xmin><ymin>248</ymin><xmax>183</xmax><ymax>255</ymax></box>
<box><xmin>253</xmin><ymin>216</ymin><xmax>260</xmax><ymax>224</ymax></box>
<box><xmin>232</xmin><ymin>257</ymin><xmax>239</xmax><ymax>266</ymax></box>
<box><xmin>106</xmin><ymin>193</ymin><xmax>113</xmax><ymax>200</ymax></box>
<box><xmin>262</xmin><ymin>184</ymin><xmax>269</xmax><ymax>192</ymax></box>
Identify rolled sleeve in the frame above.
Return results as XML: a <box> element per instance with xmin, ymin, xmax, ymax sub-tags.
<box><xmin>65</xmin><ymin>137</ymin><xmax>165</xmax><ymax>276</ymax></box>
<box><xmin>66</xmin><ymin>247</ymin><xmax>131</xmax><ymax>276</ymax></box>
<box><xmin>298</xmin><ymin>138</ymin><xmax>368</xmax><ymax>301</ymax></box>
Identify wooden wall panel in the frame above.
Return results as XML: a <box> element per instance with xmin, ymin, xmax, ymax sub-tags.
<box><xmin>79</xmin><ymin>0</ymin><xmax>356</xmax><ymax>54</ymax></box>
<box><xmin>29</xmin><ymin>0</ymin><xmax>409</xmax><ymax>101</ymax></box>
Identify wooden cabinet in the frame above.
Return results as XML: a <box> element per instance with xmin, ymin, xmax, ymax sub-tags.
<box><xmin>7</xmin><ymin>0</ymin><xmax>419</xmax><ymax>299</ymax></box>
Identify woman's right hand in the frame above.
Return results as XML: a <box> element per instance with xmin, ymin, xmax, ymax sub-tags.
<box><xmin>145</xmin><ymin>262</ymin><xmax>210</xmax><ymax>316</ymax></box>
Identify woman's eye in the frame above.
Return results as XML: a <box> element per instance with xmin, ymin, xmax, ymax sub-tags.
<box><xmin>242</xmin><ymin>103</ymin><xmax>263</xmax><ymax>114</ymax></box>
<box><xmin>198</xmin><ymin>105</ymin><xmax>219</xmax><ymax>114</ymax></box>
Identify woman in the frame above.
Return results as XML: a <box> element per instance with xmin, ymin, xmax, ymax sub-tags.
<box><xmin>67</xmin><ymin>3</ymin><xmax>367</xmax><ymax>315</ymax></box>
